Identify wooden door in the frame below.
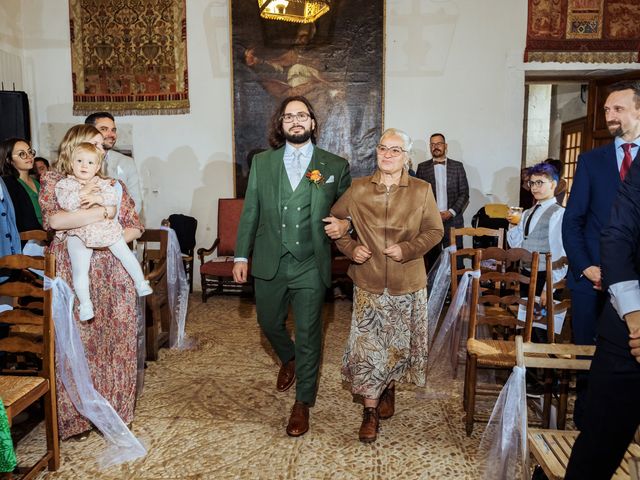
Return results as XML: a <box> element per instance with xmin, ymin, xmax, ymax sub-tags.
<box><xmin>585</xmin><ymin>71</ymin><xmax>640</xmax><ymax>149</ymax></box>
<box><xmin>560</xmin><ymin>116</ymin><xmax>586</xmax><ymax>206</ymax></box>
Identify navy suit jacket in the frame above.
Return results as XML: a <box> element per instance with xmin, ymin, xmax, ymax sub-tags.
<box><xmin>562</xmin><ymin>142</ymin><xmax>628</xmax><ymax>295</ymax></box>
<box><xmin>600</xmin><ymin>156</ymin><xmax>640</xmax><ymax>350</ymax></box>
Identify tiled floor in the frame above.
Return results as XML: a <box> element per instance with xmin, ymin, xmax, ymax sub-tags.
<box><xmin>18</xmin><ymin>295</ymin><xmax>491</xmax><ymax>479</ymax></box>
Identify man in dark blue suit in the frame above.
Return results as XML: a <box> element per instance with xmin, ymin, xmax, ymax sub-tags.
<box><xmin>565</xmin><ymin>132</ymin><xmax>640</xmax><ymax>480</ymax></box>
<box><xmin>562</xmin><ymin>80</ymin><xmax>640</xmax><ymax>427</ymax></box>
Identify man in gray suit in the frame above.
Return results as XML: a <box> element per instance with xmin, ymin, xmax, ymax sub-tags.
<box><xmin>85</xmin><ymin>112</ymin><xmax>143</xmax><ymax>214</ymax></box>
<box><xmin>416</xmin><ymin>133</ymin><xmax>469</xmax><ymax>270</ymax></box>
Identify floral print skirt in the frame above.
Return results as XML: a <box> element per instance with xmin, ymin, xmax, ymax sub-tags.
<box><xmin>341</xmin><ymin>285</ymin><xmax>429</xmax><ymax>399</ymax></box>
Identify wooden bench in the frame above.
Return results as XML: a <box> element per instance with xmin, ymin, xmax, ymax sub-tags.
<box><xmin>528</xmin><ymin>429</ymin><xmax>640</xmax><ymax>480</ymax></box>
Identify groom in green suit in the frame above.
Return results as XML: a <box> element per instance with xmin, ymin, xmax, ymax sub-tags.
<box><xmin>233</xmin><ymin>96</ymin><xmax>351</xmax><ymax>437</ymax></box>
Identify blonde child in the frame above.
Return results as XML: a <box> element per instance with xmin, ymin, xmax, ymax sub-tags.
<box><xmin>55</xmin><ymin>143</ymin><xmax>151</xmax><ymax>321</ymax></box>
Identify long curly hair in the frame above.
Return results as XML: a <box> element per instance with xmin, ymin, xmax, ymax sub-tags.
<box><xmin>267</xmin><ymin>96</ymin><xmax>318</xmax><ymax>149</ymax></box>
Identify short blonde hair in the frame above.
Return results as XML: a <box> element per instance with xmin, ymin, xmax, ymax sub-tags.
<box><xmin>59</xmin><ymin>142</ymin><xmax>104</xmax><ymax>177</ymax></box>
<box><xmin>55</xmin><ymin>124</ymin><xmax>101</xmax><ymax>173</ymax></box>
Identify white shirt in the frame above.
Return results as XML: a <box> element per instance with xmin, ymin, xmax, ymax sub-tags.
<box><xmin>609</xmin><ymin>281</ymin><xmax>640</xmax><ymax>320</ymax></box>
<box><xmin>283</xmin><ymin>142</ymin><xmax>313</xmax><ymax>190</ymax></box>
<box><xmin>103</xmin><ymin>150</ymin><xmax>143</xmax><ymax>214</ymax></box>
<box><xmin>507</xmin><ymin>197</ymin><xmax>567</xmax><ymax>286</ymax></box>
<box><xmin>434</xmin><ymin>161</ymin><xmax>447</xmax><ymax>212</ymax></box>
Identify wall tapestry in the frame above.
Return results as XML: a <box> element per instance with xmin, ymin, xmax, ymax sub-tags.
<box><xmin>69</xmin><ymin>0</ymin><xmax>190</xmax><ymax>116</ymax></box>
<box><xmin>525</xmin><ymin>0</ymin><xmax>640</xmax><ymax>63</ymax></box>
<box><xmin>230</xmin><ymin>0</ymin><xmax>384</xmax><ymax>197</ymax></box>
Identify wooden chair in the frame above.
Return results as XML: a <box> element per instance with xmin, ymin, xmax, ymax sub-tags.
<box><xmin>516</xmin><ymin>336</ymin><xmax>638</xmax><ymax>479</ymax></box>
<box><xmin>449</xmin><ymin>227</ymin><xmax>504</xmax><ymax>297</ymax></box>
<box><xmin>19</xmin><ymin>230</ymin><xmax>52</xmax><ymax>244</ymax></box>
<box><xmin>463</xmin><ymin>247</ymin><xmax>539</xmax><ymax>435</ymax></box>
<box><xmin>198</xmin><ymin>198</ymin><xmax>248</xmax><ymax>302</ymax></box>
<box><xmin>0</xmin><ymin>253</ymin><xmax>59</xmax><ymax>478</ymax></box>
<box><xmin>138</xmin><ymin>229</ymin><xmax>170</xmax><ymax>361</ymax></box>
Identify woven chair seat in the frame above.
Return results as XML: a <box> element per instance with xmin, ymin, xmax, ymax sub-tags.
<box><xmin>0</xmin><ymin>375</ymin><xmax>47</xmax><ymax>408</ymax></box>
<box><xmin>467</xmin><ymin>338</ymin><xmax>516</xmax><ymax>368</ymax></box>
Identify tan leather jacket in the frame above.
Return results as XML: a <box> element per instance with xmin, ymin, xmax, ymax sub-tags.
<box><xmin>331</xmin><ymin>169</ymin><xmax>444</xmax><ymax>295</ymax></box>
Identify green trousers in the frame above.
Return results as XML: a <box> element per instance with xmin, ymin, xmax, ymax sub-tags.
<box><xmin>254</xmin><ymin>253</ymin><xmax>326</xmax><ymax>406</ymax></box>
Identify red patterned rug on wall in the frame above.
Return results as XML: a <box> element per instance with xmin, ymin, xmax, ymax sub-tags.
<box><xmin>69</xmin><ymin>0</ymin><xmax>190</xmax><ymax>116</ymax></box>
<box><xmin>525</xmin><ymin>0</ymin><xmax>640</xmax><ymax>63</ymax></box>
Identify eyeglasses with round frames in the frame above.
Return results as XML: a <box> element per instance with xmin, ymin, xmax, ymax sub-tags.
<box><xmin>281</xmin><ymin>112</ymin><xmax>311</xmax><ymax>123</ymax></box>
<box><xmin>376</xmin><ymin>144</ymin><xmax>407</xmax><ymax>157</ymax></box>
<box><xmin>527</xmin><ymin>180</ymin><xmax>550</xmax><ymax>188</ymax></box>
<box><xmin>12</xmin><ymin>148</ymin><xmax>36</xmax><ymax>160</ymax></box>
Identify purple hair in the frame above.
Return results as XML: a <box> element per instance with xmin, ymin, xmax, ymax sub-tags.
<box><xmin>527</xmin><ymin>162</ymin><xmax>559</xmax><ymax>183</ymax></box>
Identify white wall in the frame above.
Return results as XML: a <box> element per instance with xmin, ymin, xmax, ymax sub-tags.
<box><xmin>1</xmin><ymin>0</ymin><xmax>635</xmax><ymax>289</ymax></box>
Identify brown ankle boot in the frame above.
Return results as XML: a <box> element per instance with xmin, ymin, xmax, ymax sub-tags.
<box><xmin>358</xmin><ymin>407</ymin><xmax>379</xmax><ymax>443</ymax></box>
<box><xmin>378</xmin><ymin>384</ymin><xmax>395</xmax><ymax>419</ymax></box>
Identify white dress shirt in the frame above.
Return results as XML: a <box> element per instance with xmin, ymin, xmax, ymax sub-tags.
<box><xmin>103</xmin><ymin>150</ymin><xmax>143</xmax><ymax>214</ymax></box>
<box><xmin>283</xmin><ymin>141</ymin><xmax>313</xmax><ymax>190</ymax></box>
<box><xmin>433</xmin><ymin>159</ymin><xmax>456</xmax><ymax>216</ymax></box>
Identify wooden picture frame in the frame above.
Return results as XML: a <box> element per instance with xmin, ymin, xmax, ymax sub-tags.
<box><xmin>229</xmin><ymin>0</ymin><xmax>385</xmax><ymax>196</ymax></box>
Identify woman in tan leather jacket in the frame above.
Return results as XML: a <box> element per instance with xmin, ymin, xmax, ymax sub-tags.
<box><xmin>331</xmin><ymin>128</ymin><xmax>444</xmax><ymax>443</ymax></box>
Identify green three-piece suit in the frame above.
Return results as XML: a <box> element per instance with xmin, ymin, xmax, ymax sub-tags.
<box><xmin>235</xmin><ymin>145</ymin><xmax>351</xmax><ymax>404</ymax></box>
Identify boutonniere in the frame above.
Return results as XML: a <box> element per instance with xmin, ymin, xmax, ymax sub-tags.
<box><xmin>305</xmin><ymin>169</ymin><xmax>325</xmax><ymax>186</ymax></box>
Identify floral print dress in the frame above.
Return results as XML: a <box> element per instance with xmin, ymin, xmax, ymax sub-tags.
<box><xmin>40</xmin><ymin>171</ymin><xmax>142</xmax><ymax>439</ymax></box>
<box><xmin>341</xmin><ymin>285</ymin><xmax>429</xmax><ymax>399</ymax></box>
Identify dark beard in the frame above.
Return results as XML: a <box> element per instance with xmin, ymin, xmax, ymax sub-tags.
<box><xmin>284</xmin><ymin>128</ymin><xmax>312</xmax><ymax>144</ymax></box>
<box><xmin>607</xmin><ymin>122</ymin><xmax>623</xmax><ymax>137</ymax></box>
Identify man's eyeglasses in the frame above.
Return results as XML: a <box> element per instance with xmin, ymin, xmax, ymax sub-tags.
<box><xmin>376</xmin><ymin>144</ymin><xmax>407</xmax><ymax>157</ymax></box>
<box><xmin>430</xmin><ymin>142</ymin><xmax>445</xmax><ymax>148</ymax></box>
<box><xmin>527</xmin><ymin>180</ymin><xmax>549</xmax><ymax>188</ymax></box>
<box><xmin>12</xmin><ymin>148</ymin><xmax>36</xmax><ymax>160</ymax></box>
<box><xmin>281</xmin><ymin>112</ymin><xmax>311</xmax><ymax>123</ymax></box>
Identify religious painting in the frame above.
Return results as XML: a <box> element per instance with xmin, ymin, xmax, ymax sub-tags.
<box><xmin>69</xmin><ymin>0</ymin><xmax>190</xmax><ymax>115</ymax></box>
<box><xmin>525</xmin><ymin>0</ymin><xmax>640</xmax><ymax>63</ymax></box>
<box><xmin>230</xmin><ymin>0</ymin><xmax>384</xmax><ymax>196</ymax></box>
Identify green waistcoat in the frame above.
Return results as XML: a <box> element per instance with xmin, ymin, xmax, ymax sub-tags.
<box><xmin>280</xmin><ymin>169</ymin><xmax>314</xmax><ymax>261</ymax></box>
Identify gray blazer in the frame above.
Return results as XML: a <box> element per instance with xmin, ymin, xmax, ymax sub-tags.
<box><xmin>415</xmin><ymin>158</ymin><xmax>469</xmax><ymax>229</ymax></box>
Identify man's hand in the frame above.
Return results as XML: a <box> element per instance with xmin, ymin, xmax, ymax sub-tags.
<box><xmin>582</xmin><ymin>265</ymin><xmax>602</xmax><ymax>290</ymax></box>
<box><xmin>352</xmin><ymin>245</ymin><xmax>372</xmax><ymax>264</ymax></box>
<box><xmin>383</xmin><ymin>244</ymin><xmax>403</xmax><ymax>262</ymax></box>
<box><xmin>440</xmin><ymin>211</ymin><xmax>453</xmax><ymax>221</ymax></box>
<box><xmin>232</xmin><ymin>262</ymin><xmax>248</xmax><ymax>284</ymax></box>
<box><xmin>626</xmin><ymin>311</ymin><xmax>640</xmax><ymax>363</ymax></box>
<box><xmin>323</xmin><ymin>216</ymin><xmax>350</xmax><ymax>239</ymax></box>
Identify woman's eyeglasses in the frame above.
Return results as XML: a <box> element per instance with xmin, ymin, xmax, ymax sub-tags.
<box><xmin>376</xmin><ymin>144</ymin><xmax>407</xmax><ymax>157</ymax></box>
<box><xmin>12</xmin><ymin>148</ymin><xmax>36</xmax><ymax>160</ymax></box>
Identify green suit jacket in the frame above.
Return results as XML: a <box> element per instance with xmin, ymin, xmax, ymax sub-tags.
<box><xmin>236</xmin><ymin>145</ymin><xmax>351</xmax><ymax>288</ymax></box>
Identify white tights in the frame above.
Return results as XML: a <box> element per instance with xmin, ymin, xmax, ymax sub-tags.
<box><xmin>67</xmin><ymin>235</ymin><xmax>146</xmax><ymax>307</ymax></box>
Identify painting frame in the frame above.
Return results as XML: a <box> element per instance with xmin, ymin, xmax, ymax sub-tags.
<box><xmin>229</xmin><ymin>0</ymin><xmax>385</xmax><ymax>196</ymax></box>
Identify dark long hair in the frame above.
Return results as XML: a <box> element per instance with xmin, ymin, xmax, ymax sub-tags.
<box><xmin>0</xmin><ymin>137</ymin><xmax>32</xmax><ymax>177</ymax></box>
<box><xmin>268</xmin><ymin>96</ymin><xmax>318</xmax><ymax>149</ymax></box>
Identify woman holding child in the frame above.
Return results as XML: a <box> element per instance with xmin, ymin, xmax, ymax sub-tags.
<box><xmin>40</xmin><ymin>124</ymin><xmax>143</xmax><ymax>440</ymax></box>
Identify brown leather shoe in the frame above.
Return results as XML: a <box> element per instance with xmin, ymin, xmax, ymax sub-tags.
<box><xmin>359</xmin><ymin>407</ymin><xmax>379</xmax><ymax>443</ymax></box>
<box><xmin>378</xmin><ymin>383</ymin><xmax>395</xmax><ymax>419</ymax></box>
<box><xmin>286</xmin><ymin>401</ymin><xmax>309</xmax><ymax>437</ymax></box>
<box><xmin>276</xmin><ymin>359</ymin><xmax>296</xmax><ymax>392</ymax></box>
